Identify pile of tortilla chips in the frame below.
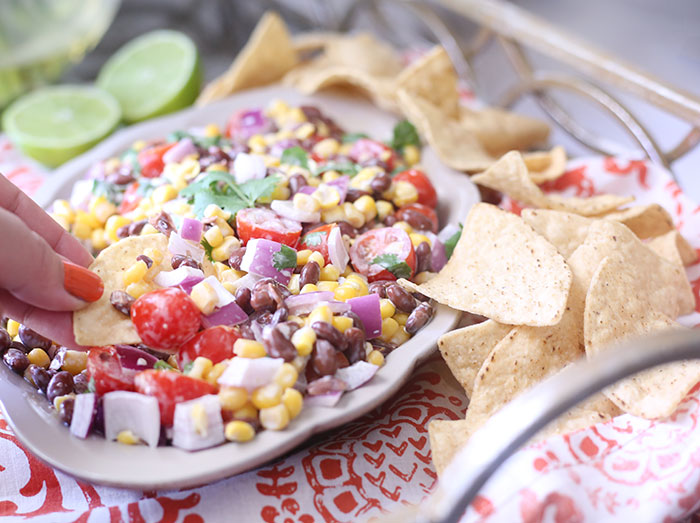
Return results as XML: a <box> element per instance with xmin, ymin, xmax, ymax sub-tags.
<box><xmin>399</xmin><ymin>151</ymin><xmax>697</xmax><ymax>475</ymax></box>
<box><xmin>197</xmin><ymin>11</ymin><xmax>554</xmax><ymax>173</ymax></box>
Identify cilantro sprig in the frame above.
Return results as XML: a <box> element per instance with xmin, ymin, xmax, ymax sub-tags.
<box><xmin>372</xmin><ymin>253</ymin><xmax>412</xmax><ymax>279</ymax></box>
<box><xmin>444</xmin><ymin>224</ymin><xmax>463</xmax><ymax>260</ymax></box>
<box><xmin>280</xmin><ymin>146</ymin><xmax>309</xmax><ymax>169</ymax></box>
<box><xmin>167</xmin><ymin>130</ymin><xmax>225</xmax><ymax>149</ymax></box>
<box><xmin>154</xmin><ymin>360</ymin><xmax>175</xmax><ymax>371</ymax></box>
<box><xmin>390</xmin><ymin>120</ymin><xmax>420</xmax><ymax>151</ymax></box>
<box><xmin>312</xmin><ymin>162</ymin><xmax>361</xmax><ymax>177</ymax></box>
<box><xmin>201</xmin><ymin>237</ymin><xmax>215</xmax><ymax>262</ymax></box>
<box><xmin>342</xmin><ymin>132</ymin><xmax>368</xmax><ymax>143</ymax></box>
<box><xmin>272</xmin><ymin>245</ymin><xmax>297</xmax><ymax>271</ymax></box>
<box><xmin>179</xmin><ymin>170</ymin><xmax>279</xmax><ymax>218</ymax></box>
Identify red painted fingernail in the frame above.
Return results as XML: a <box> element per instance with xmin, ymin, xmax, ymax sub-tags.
<box><xmin>63</xmin><ymin>261</ymin><xmax>104</xmax><ymax>303</ymax></box>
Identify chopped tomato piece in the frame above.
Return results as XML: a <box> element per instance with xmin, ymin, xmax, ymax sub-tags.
<box><xmin>393</xmin><ymin>169</ymin><xmax>437</xmax><ymax>208</ymax></box>
<box><xmin>118</xmin><ymin>182</ymin><xmax>142</xmax><ymax>214</ymax></box>
<box><xmin>349</xmin><ymin>138</ymin><xmax>399</xmax><ymax>172</ymax></box>
<box><xmin>177</xmin><ymin>326</ymin><xmax>240</xmax><ymax>369</ymax></box>
<box><xmin>350</xmin><ymin>227</ymin><xmax>416</xmax><ymax>282</ymax></box>
<box><xmin>395</xmin><ymin>203</ymin><xmax>439</xmax><ymax>233</ymax></box>
<box><xmin>86</xmin><ymin>347</ymin><xmax>135</xmax><ymax>395</ymax></box>
<box><xmin>298</xmin><ymin>223</ymin><xmax>336</xmax><ymax>264</ymax></box>
<box><xmin>236</xmin><ymin>207</ymin><xmax>302</xmax><ymax>247</ymax></box>
<box><xmin>137</xmin><ymin>143</ymin><xmax>176</xmax><ymax>179</ymax></box>
<box><xmin>131</xmin><ymin>288</ymin><xmax>201</xmax><ymax>352</ymax></box>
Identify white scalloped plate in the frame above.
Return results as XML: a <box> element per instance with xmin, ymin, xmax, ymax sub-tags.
<box><xmin>0</xmin><ymin>86</ymin><xmax>480</xmax><ymax>489</ymax></box>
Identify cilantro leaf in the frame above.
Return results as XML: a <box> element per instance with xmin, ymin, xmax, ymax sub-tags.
<box><xmin>312</xmin><ymin>162</ymin><xmax>361</xmax><ymax>177</ymax></box>
<box><xmin>120</xmin><ymin>148</ymin><xmax>142</xmax><ymax>175</ymax></box>
<box><xmin>182</xmin><ymin>361</ymin><xmax>194</xmax><ymax>374</ymax></box>
<box><xmin>302</xmin><ymin>231</ymin><xmax>326</xmax><ymax>247</ymax></box>
<box><xmin>342</xmin><ymin>132</ymin><xmax>368</xmax><ymax>143</ymax></box>
<box><xmin>280</xmin><ymin>146</ymin><xmax>309</xmax><ymax>169</ymax></box>
<box><xmin>272</xmin><ymin>245</ymin><xmax>297</xmax><ymax>271</ymax></box>
<box><xmin>167</xmin><ymin>130</ymin><xmax>224</xmax><ymax>149</ymax></box>
<box><xmin>237</xmin><ymin>176</ymin><xmax>279</xmax><ymax>205</ymax></box>
<box><xmin>390</xmin><ymin>120</ymin><xmax>420</xmax><ymax>151</ymax></box>
<box><xmin>444</xmin><ymin>224</ymin><xmax>463</xmax><ymax>259</ymax></box>
<box><xmin>86</xmin><ymin>377</ymin><xmax>96</xmax><ymax>393</ymax></box>
<box><xmin>91</xmin><ymin>180</ymin><xmax>121</xmax><ymax>204</ymax></box>
<box><xmin>154</xmin><ymin>360</ymin><xmax>175</xmax><ymax>371</ymax></box>
<box><xmin>371</xmin><ymin>253</ymin><xmax>412</xmax><ymax>279</ymax></box>
<box><xmin>201</xmin><ymin>238</ymin><xmax>215</xmax><ymax>262</ymax></box>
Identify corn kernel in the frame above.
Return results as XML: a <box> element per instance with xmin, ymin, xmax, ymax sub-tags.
<box><xmin>190</xmin><ymin>281</ymin><xmax>218</xmax><ymax>315</ymax></box>
<box><xmin>105</xmin><ymin>215</ymin><xmax>131</xmax><ymax>242</ymax></box>
<box><xmin>312</xmin><ymin>184</ymin><xmax>341</xmax><ymax>211</ymax></box>
<box><xmin>274</xmin><ymin>363</ymin><xmax>298</xmax><ymax>389</ymax></box>
<box><xmin>50</xmin><ymin>213</ymin><xmax>71</xmax><ymax>231</ymax></box>
<box><xmin>204</xmin><ymin>204</ymin><xmax>231</xmax><ymax>221</ymax></box>
<box><xmin>284</xmin><ymin>273</ymin><xmax>300</xmax><ymax>295</ymax></box>
<box><xmin>152</xmin><ymin>184</ymin><xmax>178</xmax><ymax>205</ymax></box>
<box><xmin>332</xmin><ymin>316</ymin><xmax>353</xmax><ymax>333</ymax></box>
<box><xmin>296</xmin><ymin>249</ymin><xmax>313</xmax><ymax>265</ymax></box>
<box><xmin>247</xmin><ymin>134</ymin><xmax>266</xmax><ymax>153</ymax></box>
<box><xmin>306</xmin><ymin>176</ymin><xmax>321</xmax><ymax>188</ymax></box>
<box><xmin>317</xmin><ymin>281</ymin><xmax>339</xmax><ymax>293</ymax></box>
<box><xmin>91</xmin><ymin>229</ymin><xmax>108</xmax><ymax>250</ymax></box>
<box><xmin>187</xmin><ymin>356</ymin><xmax>214</xmax><ymax>380</ymax></box>
<box><xmin>7</xmin><ymin>320</ymin><xmax>20</xmax><ymax>338</ymax></box>
<box><xmin>393</xmin><ymin>180</ymin><xmax>419</xmax><ymax>207</ymax></box>
<box><xmin>53</xmin><ymin>200</ymin><xmax>75</xmax><ymax>223</ymax></box>
<box><xmin>203</xmin><ymin>225</ymin><xmax>224</xmax><ymax>248</ymax></box>
<box><xmin>380</xmin><ymin>317</ymin><xmax>400</xmax><ymax>341</ymax></box>
<box><xmin>72</xmin><ymin>221</ymin><xmax>92</xmax><ymax>240</ymax></box>
<box><xmin>334</xmin><ymin>285</ymin><xmax>358</xmax><ymax>302</ymax></box>
<box><xmin>321</xmin><ymin>206</ymin><xmax>346</xmax><ymax>224</ymax></box>
<box><xmin>300</xmin><ymin>283</ymin><xmax>319</xmax><ymax>294</ymax></box>
<box><xmin>389</xmin><ymin>326</ymin><xmax>411</xmax><ymax>346</ymax></box>
<box><xmin>282</xmin><ymin>388</ymin><xmax>303</xmax><ymax>419</ymax></box>
<box><xmin>233</xmin><ymin>402</ymin><xmax>259</xmax><ymax>421</ymax></box>
<box><xmin>319</xmin><ymin>265</ymin><xmax>340</xmax><ymax>281</ymax></box>
<box><xmin>342</xmin><ymin>265</ymin><xmax>353</xmax><ymax>277</ymax></box>
<box><xmin>116</xmin><ymin>430</ymin><xmax>140</xmax><ymax>445</ymax></box>
<box><xmin>251</xmin><ymin>383</ymin><xmax>283</xmax><ymax>409</ymax></box>
<box><xmin>205</xmin><ymin>362</ymin><xmax>227</xmax><ymax>386</ymax></box>
<box><xmin>62</xmin><ymin>350</ymin><xmax>88</xmax><ymax>375</ymax></box>
<box><xmin>313</xmin><ymin>138</ymin><xmax>340</xmax><ymax>158</ymax></box>
<box><xmin>410</xmin><ymin>233</ymin><xmax>431</xmax><ymax>248</ymax></box>
<box><xmin>214</xmin><ymin>217</ymin><xmax>235</xmax><ymax>237</ymax></box>
<box><xmin>414</xmin><ymin>271</ymin><xmax>437</xmax><ymax>284</ymax></box>
<box><xmin>345</xmin><ymin>274</ymin><xmax>369</xmax><ymax>293</ymax></box>
<box><xmin>343</xmin><ymin>202</ymin><xmax>366</xmax><ymax>228</ymax></box>
<box><xmin>53</xmin><ymin>393</ymin><xmax>75</xmax><ymax>410</ymax></box>
<box><xmin>403</xmin><ymin>144</ymin><xmax>421</xmax><ymax>166</ymax></box>
<box><xmin>287</xmin><ymin>315</ymin><xmax>305</xmax><ymax>328</ymax></box>
<box><xmin>233</xmin><ymin>339</ymin><xmax>267</xmax><ymax>359</ymax></box>
<box><xmin>259</xmin><ymin>404</ymin><xmax>290</xmax><ymax>430</ymax></box>
<box><xmin>267</xmin><ymin>99</ymin><xmax>290</xmax><ymax>117</ymax></box>
<box><xmin>27</xmin><ymin>348</ymin><xmax>50</xmax><ymax>368</ymax></box>
<box><xmin>220</xmin><ymin>269</ymin><xmax>245</xmax><ymax>284</ymax></box>
<box><xmin>353</xmin><ymin>195</ymin><xmax>378</xmax><ymax>222</ymax></box>
<box><xmin>126</xmin><ymin>281</ymin><xmax>150</xmax><ymax>299</ymax></box>
<box><xmin>368</xmin><ymin>350</ymin><xmax>385</xmax><ymax>366</ymax></box>
<box><xmin>376</xmin><ymin>200</ymin><xmax>394</xmax><ymax>221</ymax></box>
<box><xmin>350</xmin><ymin>167</ymin><xmax>382</xmax><ymax>191</ymax></box>
<box><xmin>140</xmin><ymin>223</ymin><xmax>159</xmax><ymax>235</ymax></box>
<box><xmin>393</xmin><ymin>312</ymin><xmax>409</xmax><ymax>326</ymax></box>
<box><xmin>213</xmin><ymin>262</ymin><xmax>229</xmax><ymax>280</ymax></box>
<box><xmin>225</xmin><ymin>420</ymin><xmax>256</xmax><ymax>442</ymax></box>
<box><xmin>293</xmin><ymin>193</ymin><xmax>321</xmax><ymax>213</ymax></box>
<box><xmin>219</xmin><ymin>387</ymin><xmax>248</xmax><ymax>411</ymax></box>
<box><xmin>204</xmin><ymin>123</ymin><xmax>221</xmax><ymax>137</ymax></box>
<box><xmin>294</xmin><ymin>122</ymin><xmax>315</xmax><ymax>140</ymax></box>
<box><xmin>270</xmin><ymin>184</ymin><xmax>291</xmax><ymax>201</ymax></box>
<box><xmin>308</xmin><ymin>304</ymin><xmax>333</xmax><ymax>325</ymax></box>
<box><xmin>292</xmin><ymin>326</ymin><xmax>316</xmax><ymax>356</ymax></box>
<box><xmin>212</xmin><ymin>236</ymin><xmax>242</xmax><ymax>262</ymax></box>
<box><xmin>392</xmin><ymin>221</ymin><xmax>413</xmax><ymax>234</ymax></box>
<box><xmin>307</xmin><ymin>251</ymin><xmax>325</xmax><ymax>269</ymax></box>
<box><xmin>380</xmin><ymin>299</ymin><xmax>396</xmax><ymax>319</ymax></box>
<box><xmin>123</xmin><ymin>260</ymin><xmax>149</xmax><ymax>287</ymax></box>
<box><xmin>89</xmin><ymin>197</ymin><xmax>117</xmax><ymax>224</ymax></box>
<box><xmin>190</xmin><ymin>401</ymin><xmax>209</xmax><ymax>436</ymax></box>
<box><xmin>321</xmin><ymin>170</ymin><xmax>341</xmax><ymax>182</ymax></box>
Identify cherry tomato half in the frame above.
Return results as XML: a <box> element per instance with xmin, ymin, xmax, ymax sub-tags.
<box><xmin>349</xmin><ymin>138</ymin><xmax>399</xmax><ymax>172</ymax></box>
<box><xmin>236</xmin><ymin>207</ymin><xmax>302</xmax><ymax>247</ymax></box>
<box><xmin>350</xmin><ymin>227</ymin><xmax>416</xmax><ymax>282</ymax></box>
<box><xmin>118</xmin><ymin>182</ymin><xmax>142</xmax><ymax>214</ymax></box>
<box><xmin>298</xmin><ymin>223</ymin><xmax>336</xmax><ymax>264</ymax></box>
<box><xmin>177</xmin><ymin>325</ymin><xmax>240</xmax><ymax>369</ymax></box>
<box><xmin>393</xmin><ymin>169</ymin><xmax>437</xmax><ymax>208</ymax></box>
<box><xmin>137</xmin><ymin>143</ymin><xmax>176</xmax><ymax>179</ymax></box>
<box><xmin>86</xmin><ymin>347</ymin><xmax>135</xmax><ymax>395</ymax></box>
<box><xmin>134</xmin><ymin>370</ymin><xmax>217</xmax><ymax>426</ymax></box>
<box><xmin>395</xmin><ymin>203</ymin><xmax>439</xmax><ymax>233</ymax></box>
<box><xmin>131</xmin><ymin>288</ymin><xmax>201</xmax><ymax>352</ymax></box>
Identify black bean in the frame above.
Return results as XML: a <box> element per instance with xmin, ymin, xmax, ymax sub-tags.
<box><xmin>415</xmin><ymin>241</ymin><xmax>432</xmax><ymax>274</ymax></box>
<box><xmin>3</xmin><ymin>348</ymin><xmax>29</xmax><ymax>374</ymax></box>
<box><xmin>307</xmin><ymin>375</ymin><xmax>347</xmax><ymax>395</ymax></box>
<box><xmin>0</xmin><ymin>328</ymin><xmax>10</xmax><ymax>354</ymax></box>
<box><xmin>412</xmin><ymin>291</ymin><xmax>431</xmax><ymax>302</ymax></box>
<box><xmin>116</xmin><ymin>224</ymin><xmax>131</xmax><ymax>240</ymax></box>
<box><xmin>368</xmin><ymin>280</ymin><xmax>392</xmax><ymax>299</ymax></box>
<box><xmin>59</xmin><ymin>397</ymin><xmax>75</xmax><ymax>426</ymax></box>
<box><xmin>47</xmin><ymin>371</ymin><xmax>74</xmax><ymax>403</ymax></box>
<box><xmin>18</xmin><ymin>325</ymin><xmax>52</xmax><ymax>351</ymax></box>
<box><xmin>129</xmin><ymin>220</ymin><xmax>148</xmax><ymax>237</ymax></box>
<box><xmin>386</xmin><ymin>283</ymin><xmax>416</xmax><ymax>313</ymax></box>
<box><xmin>136</xmin><ymin>255</ymin><xmax>153</xmax><ymax>269</ymax></box>
<box><xmin>477</xmin><ymin>184</ymin><xmax>502</xmax><ymax>206</ymax></box>
<box><xmin>250</xmin><ymin>285</ymin><xmax>277</xmax><ymax>313</ymax></box>
<box><xmin>405</xmin><ymin>302</ymin><xmax>434</xmax><ymax>334</ymax></box>
<box><xmin>149</xmin><ymin>211</ymin><xmax>176</xmax><ymax>237</ymax></box>
<box><xmin>345</xmin><ymin>188</ymin><xmax>370</xmax><ymax>203</ymax></box>
<box><xmin>344</xmin><ymin>327</ymin><xmax>366</xmax><ymax>364</ymax></box>
<box><xmin>371</xmin><ymin>339</ymin><xmax>397</xmax><ymax>356</ymax></box>
<box><xmin>370</xmin><ymin>172</ymin><xmax>391</xmax><ymax>194</ymax></box>
<box><xmin>383</xmin><ymin>215</ymin><xmax>397</xmax><ymax>227</ymax></box>
<box><xmin>311</xmin><ymin>339</ymin><xmax>338</xmax><ymax>376</ymax></box>
<box><xmin>341</xmin><ymin>311</ymin><xmax>365</xmax><ymax>336</ymax></box>
<box><xmin>262</xmin><ymin>325</ymin><xmax>296</xmax><ymax>362</ymax></box>
<box><xmin>336</xmin><ymin>221</ymin><xmax>358</xmax><ymax>238</ymax></box>
<box><xmin>299</xmin><ymin>261</ymin><xmax>320</xmax><ymax>288</ymax></box>
<box><xmin>73</xmin><ymin>371</ymin><xmax>90</xmax><ymax>394</ymax></box>
<box><xmin>254</xmin><ymin>311</ymin><xmax>273</xmax><ymax>325</ymax></box>
<box><xmin>106</xmin><ymin>171</ymin><xmax>135</xmax><ymax>186</ymax></box>
<box><xmin>395</xmin><ymin>208</ymin><xmax>435</xmax><ymax>232</ymax></box>
<box><xmin>270</xmin><ymin>306</ymin><xmax>289</xmax><ymax>326</ymax></box>
<box><xmin>110</xmin><ymin>290</ymin><xmax>135</xmax><ymax>316</ymax></box>
<box><xmin>288</xmin><ymin>173</ymin><xmax>307</xmax><ymax>195</ymax></box>
<box><xmin>228</xmin><ymin>247</ymin><xmax>246</xmax><ymax>270</ymax></box>
<box><xmin>171</xmin><ymin>254</ymin><xmax>200</xmax><ymax>270</ymax></box>
<box><xmin>234</xmin><ymin>287</ymin><xmax>253</xmax><ymax>314</ymax></box>
<box><xmin>238</xmin><ymin>322</ymin><xmax>256</xmax><ymax>340</ymax></box>
<box><xmin>311</xmin><ymin>322</ymin><xmax>347</xmax><ymax>352</ymax></box>
<box><xmin>10</xmin><ymin>340</ymin><xmax>29</xmax><ymax>353</ymax></box>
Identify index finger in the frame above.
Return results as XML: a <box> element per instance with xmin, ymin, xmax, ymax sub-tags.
<box><xmin>0</xmin><ymin>174</ymin><xmax>94</xmax><ymax>268</ymax></box>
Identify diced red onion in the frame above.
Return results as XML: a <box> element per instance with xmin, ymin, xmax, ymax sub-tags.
<box><xmin>304</xmin><ymin>391</ymin><xmax>343</xmax><ymax>407</ymax></box>
<box><xmin>327</xmin><ymin>175</ymin><xmax>349</xmax><ymax>203</ymax></box>
<box><xmin>115</xmin><ymin>345</ymin><xmax>158</xmax><ymax>371</ymax></box>
<box><xmin>172</xmin><ymin>395</ymin><xmax>225</xmax><ymax>451</ymax></box>
<box><xmin>179</xmin><ymin>275</ymin><xmax>205</xmax><ymax>295</ymax></box>
<box><xmin>438</xmin><ymin>223</ymin><xmax>461</xmax><ymax>243</ymax></box>
<box><xmin>240</xmin><ymin>238</ymin><xmax>293</xmax><ymax>285</ymax></box>
<box><xmin>180</xmin><ymin>217</ymin><xmax>203</xmax><ymax>242</ymax></box>
<box><xmin>70</xmin><ymin>393</ymin><xmax>96</xmax><ymax>439</ymax></box>
<box><xmin>296</xmin><ymin>186</ymin><xmax>316</xmax><ymax>195</ymax></box>
<box><xmin>348</xmin><ymin>293</ymin><xmax>382</xmax><ymax>338</ymax></box>
<box><xmin>431</xmin><ymin>239</ymin><xmax>447</xmax><ymax>272</ymax></box>
<box><xmin>163</xmin><ymin>138</ymin><xmax>197</xmax><ymax>164</ymax></box>
<box><xmin>103</xmin><ymin>391</ymin><xmax>161</xmax><ymax>448</ymax></box>
<box><xmin>200</xmin><ymin>276</ymin><xmax>236</xmax><ymax>308</ymax></box>
<box><xmin>168</xmin><ymin>232</ymin><xmax>205</xmax><ymax>264</ymax></box>
<box><xmin>271</xmin><ymin>199</ymin><xmax>320</xmax><ymax>223</ymax></box>
<box><xmin>218</xmin><ymin>357</ymin><xmax>285</xmax><ymax>391</ymax></box>
<box><xmin>327</xmin><ymin>225</ymin><xmax>349</xmax><ymax>272</ymax></box>
<box><xmin>324</xmin><ymin>300</ymin><xmax>351</xmax><ymax>314</ymax></box>
<box><xmin>334</xmin><ymin>361</ymin><xmax>378</xmax><ymax>391</ymax></box>
<box><xmin>154</xmin><ymin>266</ymin><xmax>205</xmax><ymax>288</ymax></box>
<box><xmin>228</xmin><ymin>273</ymin><xmax>263</xmax><ymax>292</ymax></box>
<box><xmin>202</xmin><ymin>301</ymin><xmax>248</xmax><ymax>328</ymax></box>
<box><xmin>285</xmin><ymin>292</ymin><xmax>334</xmax><ymax>316</ymax></box>
<box><xmin>228</xmin><ymin>109</ymin><xmax>274</xmax><ymax>142</ymax></box>
<box><xmin>233</xmin><ymin>152</ymin><xmax>267</xmax><ymax>184</ymax></box>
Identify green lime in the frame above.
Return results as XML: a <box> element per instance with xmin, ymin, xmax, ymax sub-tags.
<box><xmin>2</xmin><ymin>85</ymin><xmax>121</xmax><ymax>167</ymax></box>
<box><xmin>97</xmin><ymin>30</ymin><xmax>201</xmax><ymax>123</ymax></box>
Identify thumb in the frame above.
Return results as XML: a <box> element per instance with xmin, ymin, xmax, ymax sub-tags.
<box><xmin>0</xmin><ymin>208</ymin><xmax>103</xmax><ymax>311</ymax></box>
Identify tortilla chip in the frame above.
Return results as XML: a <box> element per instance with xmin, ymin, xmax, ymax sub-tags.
<box><xmin>584</xmin><ymin>254</ymin><xmax>700</xmax><ymax>418</ymax></box>
<box><xmin>471</xmin><ymin>151</ymin><xmax>634</xmax><ymax>216</ymax></box>
<box><xmin>521</xmin><ymin>209</ymin><xmax>593</xmax><ymax>258</ymax></box>
<box><xmin>292</xmin><ymin>32</ymin><xmax>340</xmax><ymax>55</ymax></box>
<box><xmin>396</xmin><ymin>46</ymin><xmax>459</xmax><ymax>116</ymax></box>
<box><xmin>648</xmin><ymin>229</ymin><xmax>698</xmax><ymax>266</ymax></box>
<box><xmin>524</xmin><ymin>146</ymin><xmax>568</xmax><ymax>184</ymax></box>
<box><xmin>600</xmin><ymin>204</ymin><xmax>675</xmax><ymax>239</ymax></box>
<box><xmin>429</xmin><ymin>419</ymin><xmax>470</xmax><ymax>476</ymax></box>
<box><xmin>438</xmin><ymin>320</ymin><xmax>512</xmax><ymax>397</ymax></box>
<box><xmin>396</xmin><ymin>89</ymin><xmax>495</xmax><ymax>171</ymax></box>
<box><xmin>322</xmin><ymin>33</ymin><xmax>402</xmax><ymax>76</ymax></box>
<box><xmin>537</xmin><ymin>391</ymin><xmax>621</xmax><ymax>440</ymax></box>
<box><xmin>400</xmin><ymin>203</ymin><xmax>572</xmax><ymax>326</ymax></box>
<box><xmin>197</xmin><ymin>12</ymin><xmax>298</xmax><ymax>105</ymax></box>
<box><xmin>460</xmin><ymin>107</ymin><xmax>550</xmax><ymax>157</ymax></box>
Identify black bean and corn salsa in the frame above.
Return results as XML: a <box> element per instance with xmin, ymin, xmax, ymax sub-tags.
<box><xmin>1</xmin><ymin>101</ymin><xmax>464</xmax><ymax>450</ymax></box>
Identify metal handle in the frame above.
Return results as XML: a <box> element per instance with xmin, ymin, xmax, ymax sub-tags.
<box><xmin>380</xmin><ymin>328</ymin><xmax>700</xmax><ymax>523</ymax></box>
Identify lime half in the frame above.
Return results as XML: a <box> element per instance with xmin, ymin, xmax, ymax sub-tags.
<box><xmin>97</xmin><ymin>30</ymin><xmax>201</xmax><ymax>123</ymax></box>
<box><xmin>2</xmin><ymin>85</ymin><xmax>121</xmax><ymax>167</ymax></box>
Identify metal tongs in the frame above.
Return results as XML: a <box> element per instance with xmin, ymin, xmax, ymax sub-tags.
<box><xmin>381</xmin><ymin>329</ymin><xmax>700</xmax><ymax>523</ymax></box>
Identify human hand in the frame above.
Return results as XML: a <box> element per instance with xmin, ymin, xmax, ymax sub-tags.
<box><xmin>0</xmin><ymin>174</ymin><xmax>103</xmax><ymax>349</ymax></box>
